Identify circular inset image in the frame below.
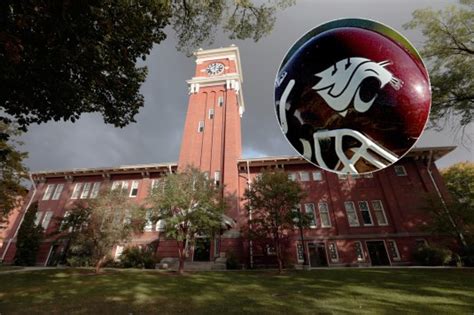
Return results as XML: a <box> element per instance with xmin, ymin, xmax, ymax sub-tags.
<box><xmin>274</xmin><ymin>18</ymin><xmax>431</xmax><ymax>174</ymax></box>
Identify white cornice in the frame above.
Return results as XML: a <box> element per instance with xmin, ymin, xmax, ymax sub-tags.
<box><xmin>194</xmin><ymin>45</ymin><xmax>244</xmax><ymax>83</ymax></box>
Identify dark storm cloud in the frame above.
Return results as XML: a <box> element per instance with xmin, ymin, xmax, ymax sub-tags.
<box><xmin>20</xmin><ymin>0</ymin><xmax>471</xmax><ymax>172</ymax></box>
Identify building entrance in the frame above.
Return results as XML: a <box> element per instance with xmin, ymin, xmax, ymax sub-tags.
<box><xmin>308</xmin><ymin>242</ymin><xmax>328</xmax><ymax>267</ymax></box>
<box><xmin>193</xmin><ymin>238</ymin><xmax>211</xmax><ymax>261</ymax></box>
<box><xmin>366</xmin><ymin>241</ymin><xmax>390</xmax><ymax>266</ymax></box>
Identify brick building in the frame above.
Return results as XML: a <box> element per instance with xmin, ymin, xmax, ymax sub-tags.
<box><xmin>0</xmin><ymin>46</ymin><xmax>456</xmax><ymax>267</ymax></box>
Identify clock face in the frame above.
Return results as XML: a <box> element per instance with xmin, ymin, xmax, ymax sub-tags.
<box><xmin>206</xmin><ymin>63</ymin><xmax>224</xmax><ymax>76</ymax></box>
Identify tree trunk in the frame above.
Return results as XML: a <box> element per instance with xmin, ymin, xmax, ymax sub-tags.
<box><xmin>275</xmin><ymin>235</ymin><xmax>283</xmax><ymax>274</ymax></box>
<box><xmin>95</xmin><ymin>255</ymin><xmax>108</xmax><ymax>274</ymax></box>
<box><xmin>177</xmin><ymin>241</ymin><xmax>185</xmax><ymax>275</ymax></box>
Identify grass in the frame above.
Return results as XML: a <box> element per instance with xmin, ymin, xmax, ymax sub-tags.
<box><xmin>0</xmin><ymin>268</ymin><xmax>473</xmax><ymax>314</ymax></box>
<box><xmin>0</xmin><ymin>265</ymin><xmax>23</xmax><ymax>271</ymax></box>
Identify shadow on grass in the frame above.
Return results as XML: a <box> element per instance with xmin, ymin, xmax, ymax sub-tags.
<box><xmin>0</xmin><ymin>268</ymin><xmax>473</xmax><ymax>314</ymax></box>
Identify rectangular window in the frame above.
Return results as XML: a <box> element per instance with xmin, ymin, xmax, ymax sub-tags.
<box><xmin>198</xmin><ymin>120</ymin><xmax>204</xmax><ymax>133</ymax></box>
<box><xmin>338</xmin><ymin>173</ymin><xmax>348</xmax><ymax>180</ymax></box>
<box><xmin>319</xmin><ymin>202</ymin><xmax>331</xmax><ymax>227</ymax></box>
<box><xmin>80</xmin><ymin>183</ymin><xmax>91</xmax><ymax>199</ymax></box>
<box><xmin>371</xmin><ymin>200</ymin><xmax>388</xmax><ymax>225</ymax></box>
<box><xmin>111</xmin><ymin>181</ymin><xmax>121</xmax><ymax>191</ymax></box>
<box><xmin>358</xmin><ymin>201</ymin><xmax>373</xmax><ymax>226</ymax></box>
<box><xmin>34</xmin><ymin>212</ymin><xmax>43</xmax><ymax>226</ymax></box>
<box><xmin>214</xmin><ymin>171</ymin><xmax>221</xmax><ymax>187</ymax></box>
<box><xmin>61</xmin><ymin>211</ymin><xmax>72</xmax><ymax>232</ymax></box>
<box><xmin>297</xmin><ymin>243</ymin><xmax>304</xmax><ymax>263</ymax></box>
<box><xmin>218</xmin><ymin>96</ymin><xmax>224</xmax><ymax>107</ymax></box>
<box><xmin>144</xmin><ymin>210</ymin><xmax>153</xmax><ymax>231</ymax></box>
<box><xmin>328</xmin><ymin>242</ymin><xmax>339</xmax><ymax>263</ymax></box>
<box><xmin>41</xmin><ymin>211</ymin><xmax>53</xmax><ymax>230</ymax></box>
<box><xmin>344</xmin><ymin>201</ymin><xmax>360</xmax><ymax>227</ymax></box>
<box><xmin>312</xmin><ymin>171</ymin><xmax>323</xmax><ymax>181</ymax></box>
<box><xmin>115</xmin><ymin>245</ymin><xmax>124</xmax><ymax>260</ymax></box>
<box><xmin>304</xmin><ymin>203</ymin><xmax>316</xmax><ymax>228</ymax></box>
<box><xmin>130</xmin><ymin>180</ymin><xmax>139</xmax><ymax>197</ymax></box>
<box><xmin>394</xmin><ymin>165</ymin><xmax>407</xmax><ymax>176</ymax></box>
<box><xmin>156</xmin><ymin>219</ymin><xmax>165</xmax><ymax>231</ymax></box>
<box><xmin>42</xmin><ymin>184</ymin><xmax>55</xmax><ymax>200</ymax></box>
<box><xmin>355</xmin><ymin>241</ymin><xmax>365</xmax><ymax>262</ymax></box>
<box><xmin>90</xmin><ymin>182</ymin><xmax>101</xmax><ymax>199</ymax></box>
<box><xmin>123</xmin><ymin>209</ymin><xmax>132</xmax><ymax>225</ymax></box>
<box><xmin>299</xmin><ymin>171</ymin><xmax>310</xmax><ymax>181</ymax></box>
<box><xmin>209</xmin><ymin>108</ymin><xmax>214</xmax><ymax>119</ymax></box>
<box><xmin>387</xmin><ymin>240</ymin><xmax>401</xmax><ymax>261</ymax></box>
<box><xmin>51</xmin><ymin>184</ymin><xmax>64</xmax><ymax>200</ymax></box>
<box><xmin>71</xmin><ymin>183</ymin><xmax>83</xmax><ymax>199</ymax></box>
<box><xmin>288</xmin><ymin>173</ymin><xmax>297</xmax><ymax>181</ymax></box>
<box><xmin>121</xmin><ymin>181</ymin><xmax>129</xmax><ymax>191</ymax></box>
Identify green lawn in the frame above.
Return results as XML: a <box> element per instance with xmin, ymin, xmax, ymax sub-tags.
<box><xmin>0</xmin><ymin>268</ymin><xmax>473</xmax><ymax>314</ymax></box>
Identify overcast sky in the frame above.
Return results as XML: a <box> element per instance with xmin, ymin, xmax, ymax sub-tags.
<box><xmin>20</xmin><ymin>0</ymin><xmax>473</xmax><ymax>173</ymax></box>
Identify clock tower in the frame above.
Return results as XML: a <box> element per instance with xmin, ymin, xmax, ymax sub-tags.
<box><xmin>178</xmin><ymin>45</ymin><xmax>245</xmax><ymax>230</ymax></box>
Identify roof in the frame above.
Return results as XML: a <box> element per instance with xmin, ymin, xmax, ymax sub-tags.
<box><xmin>31</xmin><ymin>146</ymin><xmax>455</xmax><ymax>179</ymax></box>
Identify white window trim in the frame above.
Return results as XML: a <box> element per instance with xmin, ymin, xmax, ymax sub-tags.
<box><xmin>42</xmin><ymin>184</ymin><xmax>55</xmax><ymax>201</ymax></box>
<box><xmin>51</xmin><ymin>184</ymin><xmax>64</xmax><ymax>200</ymax></box>
<box><xmin>328</xmin><ymin>242</ymin><xmax>339</xmax><ymax>263</ymax></box>
<box><xmin>214</xmin><ymin>171</ymin><xmax>221</xmax><ymax>186</ymax></box>
<box><xmin>299</xmin><ymin>171</ymin><xmax>310</xmax><ymax>182</ymax></box>
<box><xmin>90</xmin><ymin>182</ymin><xmax>101</xmax><ymax>199</ymax></box>
<box><xmin>71</xmin><ymin>183</ymin><xmax>82</xmax><ymax>199</ymax></box>
<box><xmin>304</xmin><ymin>203</ymin><xmax>316</xmax><ymax>228</ymax></box>
<box><xmin>318</xmin><ymin>202</ymin><xmax>331</xmax><ymax>228</ymax></box>
<box><xmin>80</xmin><ymin>183</ymin><xmax>91</xmax><ymax>199</ymax></box>
<box><xmin>296</xmin><ymin>243</ymin><xmax>305</xmax><ymax>263</ymax></box>
<box><xmin>358</xmin><ymin>201</ymin><xmax>374</xmax><ymax>226</ymax></box>
<box><xmin>198</xmin><ymin>120</ymin><xmax>204</xmax><ymax>132</ymax></box>
<box><xmin>387</xmin><ymin>240</ymin><xmax>401</xmax><ymax>261</ymax></box>
<box><xmin>209</xmin><ymin>108</ymin><xmax>215</xmax><ymax>119</ymax></box>
<box><xmin>371</xmin><ymin>200</ymin><xmax>389</xmax><ymax>226</ymax></box>
<box><xmin>218</xmin><ymin>96</ymin><xmax>224</xmax><ymax>107</ymax></box>
<box><xmin>394</xmin><ymin>165</ymin><xmax>407</xmax><ymax>176</ymax></box>
<box><xmin>288</xmin><ymin>173</ymin><xmax>297</xmax><ymax>181</ymax></box>
<box><xmin>144</xmin><ymin>209</ymin><xmax>153</xmax><ymax>232</ymax></box>
<box><xmin>41</xmin><ymin>211</ymin><xmax>53</xmax><ymax>230</ymax></box>
<box><xmin>344</xmin><ymin>201</ymin><xmax>360</xmax><ymax>227</ymax></box>
<box><xmin>34</xmin><ymin>212</ymin><xmax>43</xmax><ymax>226</ymax></box>
<box><xmin>354</xmin><ymin>241</ymin><xmax>366</xmax><ymax>262</ymax></box>
<box><xmin>129</xmin><ymin>180</ymin><xmax>139</xmax><ymax>198</ymax></box>
<box><xmin>312</xmin><ymin>171</ymin><xmax>323</xmax><ymax>181</ymax></box>
<box><xmin>114</xmin><ymin>245</ymin><xmax>124</xmax><ymax>261</ymax></box>
<box><xmin>156</xmin><ymin>219</ymin><xmax>165</xmax><ymax>232</ymax></box>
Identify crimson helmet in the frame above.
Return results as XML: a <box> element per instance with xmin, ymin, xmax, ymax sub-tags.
<box><xmin>275</xmin><ymin>19</ymin><xmax>430</xmax><ymax>174</ymax></box>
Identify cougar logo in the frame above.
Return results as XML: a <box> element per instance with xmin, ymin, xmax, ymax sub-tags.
<box><xmin>313</xmin><ymin>57</ymin><xmax>402</xmax><ymax>117</ymax></box>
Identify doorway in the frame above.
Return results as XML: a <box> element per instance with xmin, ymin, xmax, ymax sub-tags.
<box><xmin>366</xmin><ymin>241</ymin><xmax>390</xmax><ymax>266</ymax></box>
<box><xmin>193</xmin><ymin>238</ymin><xmax>211</xmax><ymax>261</ymax></box>
<box><xmin>308</xmin><ymin>242</ymin><xmax>328</xmax><ymax>267</ymax></box>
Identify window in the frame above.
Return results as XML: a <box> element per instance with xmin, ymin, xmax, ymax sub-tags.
<box><xmin>34</xmin><ymin>212</ymin><xmax>43</xmax><ymax>226</ymax></box>
<box><xmin>156</xmin><ymin>219</ymin><xmax>165</xmax><ymax>231</ymax></box>
<box><xmin>218</xmin><ymin>96</ymin><xmax>224</xmax><ymax>107</ymax></box>
<box><xmin>328</xmin><ymin>242</ymin><xmax>339</xmax><ymax>263</ymax></box>
<box><xmin>304</xmin><ymin>203</ymin><xmax>316</xmax><ymax>228</ymax></box>
<box><xmin>144</xmin><ymin>210</ymin><xmax>153</xmax><ymax>231</ymax></box>
<box><xmin>112</xmin><ymin>181</ymin><xmax>129</xmax><ymax>192</ymax></box>
<box><xmin>288</xmin><ymin>173</ymin><xmax>297</xmax><ymax>181</ymax></box>
<box><xmin>394</xmin><ymin>165</ymin><xmax>407</xmax><ymax>176</ymax></box>
<box><xmin>358</xmin><ymin>201</ymin><xmax>373</xmax><ymax>226</ymax></box>
<box><xmin>371</xmin><ymin>200</ymin><xmax>388</xmax><ymax>225</ymax></box>
<box><xmin>42</xmin><ymin>184</ymin><xmax>55</xmax><ymax>200</ymax></box>
<box><xmin>312</xmin><ymin>171</ymin><xmax>323</xmax><ymax>181</ymax></box>
<box><xmin>355</xmin><ymin>241</ymin><xmax>365</xmax><ymax>262</ymax></box>
<box><xmin>52</xmin><ymin>184</ymin><xmax>64</xmax><ymax>200</ymax></box>
<box><xmin>41</xmin><ymin>211</ymin><xmax>53</xmax><ymax>230</ymax></box>
<box><xmin>71</xmin><ymin>183</ymin><xmax>83</xmax><ymax>199</ymax></box>
<box><xmin>363</xmin><ymin>173</ymin><xmax>374</xmax><ymax>179</ymax></box>
<box><xmin>266</xmin><ymin>244</ymin><xmax>276</xmax><ymax>255</ymax></box>
<box><xmin>297</xmin><ymin>243</ymin><xmax>305</xmax><ymax>263</ymax></box>
<box><xmin>214</xmin><ymin>171</ymin><xmax>221</xmax><ymax>187</ymax></box>
<box><xmin>387</xmin><ymin>240</ymin><xmax>401</xmax><ymax>261</ymax></box>
<box><xmin>344</xmin><ymin>201</ymin><xmax>360</xmax><ymax>227</ymax></box>
<box><xmin>209</xmin><ymin>108</ymin><xmax>214</xmax><ymax>119</ymax></box>
<box><xmin>80</xmin><ymin>183</ymin><xmax>91</xmax><ymax>199</ymax></box>
<box><xmin>130</xmin><ymin>180</ymin><xmax>139</xmax><ymax>197</ymax></box>
<box><xmin>299</xmin><ymin>171</ymin><xmax>310</xmax><ymax>181</ymax></box>
<box><xmin>338</xmin><ymin>173</ymin><xmax>348</xmax><ymax>180</ymax></box>
<box><xmin>61</xmin><ymin>211</ymin><xmax>72</xmax><ymax>232</ymax></box>
<box><xmin>90</xmin><ymin>182</ymin><xmax>101</xmax><ymax>199</ymax></box>
<box><xmin>198</xmin><ymin>120</ymin><xmax>204</xmax><ymax>132</ymax></box>
<box><xmin>115</xmin><ymin>245</ymin><xmax>124</xmax><ymax>260</ymax></box>
<box><xmin>319</xmin><ymin>202</ymin><xmax>331</xmax><ymax>227</ymax></box>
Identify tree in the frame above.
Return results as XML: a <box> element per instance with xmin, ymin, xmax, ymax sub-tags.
<box><xmin>1</xmin><ymin>0</ymin><xmax>294</xmax><ymax>130</ymax></box>
<box><xmin>14</xmin><ymin>202</ymin><xmax>43</xmax><ymax>266</ymax></box>
<box><xmin>61</xmin><ymin>188</ymin><xmax>143</xmax><ymax>273</ymax></box>
<box><xmin>147</xmin><ymin>167</ymin><xmax>225</xmax><ymax>274</ymax></box>
<box><xmin>0</xmin><ymin>122</ymin><xmax>28</xmax><ymax>222</ymax></box>
<box><xmin>244</xmin><ymin>169</ymin><xmax>309</xmax><ymax>273</ymax></box>
<box><xmin>404</xmin><ymin>1</ymin><xmax>473</xmax><ymax>133</ymax></box>
<box><xmin>421</xmin><ymin>162</ymin><xmax>474</xmax><ymax>246</ymax></box>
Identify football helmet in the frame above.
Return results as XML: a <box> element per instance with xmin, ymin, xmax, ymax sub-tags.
<box><xmin>275</xmin><ymin>19</ymin><xmax>431</xmax><ymax>174</ymax></box>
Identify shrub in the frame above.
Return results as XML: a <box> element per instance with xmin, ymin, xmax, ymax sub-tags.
<box><xmin>14</xmin><ymin>202</ymin><xmax>44</xmax><ymax>266</ymax></box>
<box><xmin>459</xmin><ymin>245</ymin><xmax>474</xmax><ymax>267</ymax></box>
<box><xmin>226</xmin><ymin>252</ymin><xmax>240</xmax><ymax>270</ymax></box>
<box><xmin>412</xmin><ymin>245</ymin><xmax>452</xmax><ymax>266</ymax></box>
<box><xmin>120</xmin><ymin>247</ymin><xmax>157</xmax><ymax>269</ymax></box>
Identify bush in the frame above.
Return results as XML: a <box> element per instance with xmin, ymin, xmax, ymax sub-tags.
<box><xmin>412</xmin><ymin>245</ymin><xmax>452</xmax><ymax>266</ymax></box>
<box><xmin>14</xmin><ymin>202</ymin><xmax>44</xmax><ymax>266</ymax></box>
<box><xmin>120</xmin><ymin>247</ymin><xmax>157</xmax><ymax>269</ymax></box>
<box><xmin>226</xmin><ymin>252</ymin><xmax>240</xmax><ymax>270</ymax></box>
<box><xmin>459</xmin><ymin>245</ymin><xmax>474</xmax><ymax>267</ymax></box>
